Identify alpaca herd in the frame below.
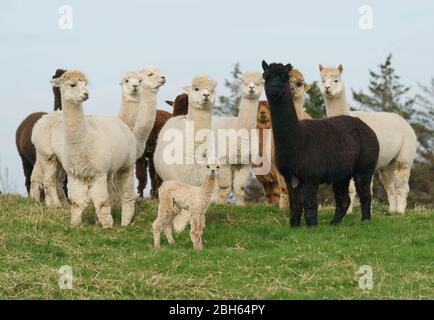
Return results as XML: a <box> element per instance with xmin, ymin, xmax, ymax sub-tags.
<box><xmin>15</xmin><ymin>60</ymin><xmax>417</xmax><ymax>249</ymax></box>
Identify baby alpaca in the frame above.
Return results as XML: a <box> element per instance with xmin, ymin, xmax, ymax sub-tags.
<box><xmin>153</xmin><ymin>157</ymin><xmax>220</xmax><ymax>250</ymax></box>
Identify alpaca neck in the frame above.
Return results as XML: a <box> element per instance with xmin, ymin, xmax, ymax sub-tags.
<box><xmin>323</xmin><ymin>84</ymin><xmax>351</xmax><ymax>117</ymax></box>
<box><xmin>267</xmin><ymin>86</ymin><xmax>301</xmax><ymax>160</ymax></box>
<box><xmin>133</xmin><ymin>88</ymin><xmax>157</xmax><ymax>158</ymax></box>
<box><xmin>200</xmin><ymin>175</ymin><xmax>217</xmax><ymax>200</ymax></box>
<box><xmin>236</xmin><ymin>97</ymin><xmax>260</xmax><ymax>130</ymax></box>
<box><xmin>119</xmin><ymin>97</ymin><xmax>140</xmax><ymax>130</ymax></box>
<box><xmin>62</xmin><ymin>99</ymin><xmax>87</xmax><ymax>144</ymax></box>
<box><xmin>187</xmin><ymin>105</ymin><xmax>212</xmax><ymax>133</ymax></box>
<box><xmin>293</xmin><ymin>96</ymin><xmax>305</xmax><ymax>120</ymax></box>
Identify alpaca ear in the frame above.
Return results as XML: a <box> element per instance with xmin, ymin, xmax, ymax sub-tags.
<box><xmin>304</xmin><ymin>83</ymin><xmax>311</xmax><ymax>92</ymax></box>
<box><xmin>51</xmin><ymin>78</ymin><xmax>63</xmax><ymax>87</ymax></box>
<box><xmin>319</xmin><ymin>64</ymin><xmax>324</xmax><ymax>72</ymax></box>
<box><xmin>285</xmin><ymin>63</ymin><xmax>293</xmax><ymax>71</ymax></box>
<box><xmin>261</xmin><ymin>60</ymin><xmax>269</xmax><ymax>72</ymax></box>
<box><xmin>338</xmin><ymin>64</ymin><xmax>344</xmax><ymax>74</ymax></box>
<box><xmin>165</xmin><ymin>100</ymin><xmax>174</xmax><ymax>107</ymax></box>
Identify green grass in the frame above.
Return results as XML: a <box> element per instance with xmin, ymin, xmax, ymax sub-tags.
<box><xmin>0</xmin><ymin>194</ymin><xmax>432</xmax><ymax>300</ymax></box>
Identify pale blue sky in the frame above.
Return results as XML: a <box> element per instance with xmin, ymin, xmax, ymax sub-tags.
<box><xmin>1</xmin><ymin>0</ymin><xmax>433</xmax><ymax>194</ymax></box>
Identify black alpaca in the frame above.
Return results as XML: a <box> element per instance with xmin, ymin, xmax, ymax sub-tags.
<box><xmin>262</xmin><ymin>61</ymin><xmax>379</xmax><ymax>226</ymax></box>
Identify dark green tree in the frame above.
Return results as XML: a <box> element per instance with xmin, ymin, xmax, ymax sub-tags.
<box><xmin>415</xmin><ymin>78</ymin><xmax>434</xmax><ymax>162</ymax></box>
<box><xmin>303</xmin><ymin>81</ymin><xmax>326</xmax><ymax>119</ymax></box>
<box><xmin>213</xmin><ymin>63</ymin><xmax>242</xmax><ymax>116</ymax></box>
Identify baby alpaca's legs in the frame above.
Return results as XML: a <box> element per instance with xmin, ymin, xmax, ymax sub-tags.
<box><xmin>56</xmin><ymin>169</ymin><xmax>68</xmax><ymax>204</ymax></box>
<box><xmin>346</xmin><ymin>179</ymin><xmax>357</xmax><ymax>214</ymax></box>
<box><xmin>153</xmin><ymin>193</ymin><xmax>174</xmax><ymax>249</ymax></box>
<box><xmin>189</xmin><ymin>211</ymin><xmax>204</xmax><ymax>250</ymax></box>
<box><xmin>354</xmin><ymin>173</ymin><xmax>373</xmax><ymax>221</ymax></box>
<box><xmin>302</xmin><ymin>180</ymin><xmax>319</xmax><ymax>226</ymax></box>
<box><xmin>163</xmin><ymin>221</ymin><xmax>175</xmax><ymax>246</ymax></box>
<box><xmin>118</xmin><ymin>168</ymin><xmax>136</xmax><ymax>226</ymax></box>
<box><xmin>233</xmin><ymin>165</ymin><xmax>250</xmax><ymax>206</ymax></box>
<box><xmin>69</xmin><ymin>177</ymin><xmax>89</xmax><ymax>226</ymax></box>
<box><xmin>277</xmin><ymin>172</ymin><xmax>289</xmax><ymax>210</ymax></box>
<box><xmin>379</xmin><ymin>163</ymin><xmax>397</xmax><ymax>212</ymax></box>
<box><xmin>43</xmin><ymin>157</ymin><xmax>62</xmax><ymax>207</ymax></box>
<box><xmin>394</xmin><ymin>164</ymin><xmax>411</xmax><ymax>214</ymax></box>
<box><xmin>89</xmin><ymin>175</ymin><xmax>113</xmax><ymax>228</ymax></box>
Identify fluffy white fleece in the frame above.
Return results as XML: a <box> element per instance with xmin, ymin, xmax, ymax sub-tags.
<box><xmin>319</xmin><ymin>64</ymin><xmax>417</xmax><ymax>213</ymax></box>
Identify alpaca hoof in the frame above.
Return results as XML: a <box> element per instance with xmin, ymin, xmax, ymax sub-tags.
<box><xmin>305</xmin><ymin>219</ymin><xmax>317</xmax><ymax>227</ymax></box>
<box><xmin>330</xmin><ymin>219</ymin><xmax>341</xmax><ymax>226</ymax></box>
<box><xmin>154</xmin><ymin>244</ymin><xmax>161</xmax><ymax>249</ymax></box>
<box><xmin>289</xmin><ymin>220</ymin><xmax>301</xmax><ymax>227</ymax></box>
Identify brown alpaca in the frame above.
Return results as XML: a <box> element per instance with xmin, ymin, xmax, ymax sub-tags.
<box><xmin>135</xmin><ymin>93</ymin><xmax>189</xmax><ymax>198</ymax></box>
<box><xmin>15</xmin><ymin>69</ymin><xmax>66</xmax><ymax>198</ymax></box>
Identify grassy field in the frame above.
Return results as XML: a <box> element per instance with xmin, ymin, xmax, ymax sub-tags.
<box><xmin>0</xmin><ymin>194</ymin><xmax>432</xmax><ymax>300</ymax></box>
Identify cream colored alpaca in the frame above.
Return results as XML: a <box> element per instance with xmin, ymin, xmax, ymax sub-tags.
<box><xmin>154</xmin><ymin>75</ymin><xmax>217</xmax><ymax>186</ymax></box>
<box><xmin>31</xmin><ymin>70</ymin><xmax>137</xmax><ymax>228</ymax></box>
<box><xmin>319</xmin><ymin>64</ymin><xmax>417</xmax><ymax>214</ymax></box>
<box><xmin>118</xmin><ymin>66</ymin><xmax>166</xmax><ymax>158</ymax></box>
<box><xmin>153</xmin><ymin>157</ymin><xmax>220</xmax><ymax>250</ymax></box>
<box><xmin>277</xmin><ymin>68</ymin><xmax>312</xmax><ymax>210</ymax></box>
<box><xmin>212</xmin><ymin>71</ymin><xmax>264</xmax><ymax>205</ymax></box>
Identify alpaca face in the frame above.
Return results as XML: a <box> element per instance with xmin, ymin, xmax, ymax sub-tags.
<box><xmin>205</xmin><ymin>157</ymin><xmax>221</xmax><ymax>177</ymax></box>
<box><xmin>239</xmin><ymin>71</ymin><xmax>264</xmax><ymax>100</ymax></box>
<box><xmin>262</xmin><ymin>61</ymin><xmax>293</xmax><ymax>99</ymax></box>
<box><xmin>120</xmin><ymin>72</ymin><xmax>142</xmax><ymax>101</ymax></box>
<box><xmin>257</xmin><ymin>101</ymin><xmax>271</xmax><ymax>123</ymax></box>
<box><xmin>138</xmin><ymin>66</ymin><xmax>166</xmax><ymax>91</ymax></box>
<box><xmin>184</xmin><ymin>75</ymin><xmax>217</xmax><ymax>110</ymax></box>
<box><xmin>51</xmin><ymin>70</ymin><xmax>89</xmax><ymax>104</ymax></box>
<box><xmin>319</xmin><ymin>64</ymin><xmax>344</xmax><ymax>98</ymax></box>
<box><xmin>289</xmin><ymin>68</ymin><xmax>309</xmax><ymax>101</ymax></box>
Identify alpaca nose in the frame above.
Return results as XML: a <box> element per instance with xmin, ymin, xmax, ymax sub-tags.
<box><xmin>203</xmin><ymin>93</ymin><xmax>210</xmax><ymax>98</ymax></box>
<box><xmin>325</xmin><ymin>86</ymin><xmax>330</xmax><ymax>91</ymax></box>
<box><xmin>132</xmin><ymin>84</ymin><xmax>138</xmax><ymax>89</ymax></box>
<box><xmin>82</xmin><ymin>92</ymin><xmax>89</xmax><ymax>101</ymax></box>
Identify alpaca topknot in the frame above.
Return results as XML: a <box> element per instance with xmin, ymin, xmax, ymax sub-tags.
<box><xmin>61</xmin><ymin>70</ymin><xmax>88</xmax><ymax>82</ymax></box>
<box><xmin>192</xmin><ymin>75</ymin><xmax>217</xmax><ymax>90</ymax></box>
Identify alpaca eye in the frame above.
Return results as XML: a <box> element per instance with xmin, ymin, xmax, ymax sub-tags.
<box><xmin>207</xmin><ymin>165</ymin><xmax>210</xmax><ymax>168</ymax></box>
<box><xmin>217</xmin><ymin>166</ymin><xmax>220</xmax><ymax>169</ymax></box>
<box><xmin>334</xmin><ymin>80</ymin><xmax>339</xmax><ymax>83</ymax></box>
<box><xmin>125</xmin><ymin>80</ymin><xmax>129</xmax><ymax>83</ymax></box>
<box><xmin>139</xmin><ymin>80</ymin><xmax>142</xmax><ymax>83</ymax></box>
<box><xmin>296</xmin><ymin>81</ymin><xmax>303</xmax><ymax>87</ymax></box>
<box><xmin>148</xmin><ymin>73</ymin><xmax>154</xmax><ymax>77</ymax></box>
<box><xmin>194</xmin><ymin>87</ymin><xmax>199</xmax><ymax>91</ymax></box>
<box><xmin>70</xmin><ymin>84</ymin><xmax>76</xmax><ymax>87</ymax></box>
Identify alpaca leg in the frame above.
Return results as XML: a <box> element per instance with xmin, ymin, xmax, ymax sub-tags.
<box><xmin>271</xmin><ymin>182</ymin><xmax>281</xmax><ymax>206</ymax></box>
<box><xmin>42</xmin><ymin>158</ymin><xmax>61</xmax><ymax>207</ymax></box>
<box><xmin>153</xmin><ymin>193</ymin><xmax>174</xmax><ymax>248</ymax></box>
<box><xmin>30</xmin><ymin>158</ymin><xmax>44</xmax><ymax>202</ymax></box>
<box><xmin>262</xmin><ymin>182</ymin><xmax>275</xmax><ymax>204</ymax></box>
<box><xmin>89</xmin><ymin>175</ymin><xmax>113</xmax><ymax>229</ymax></box>
<box><xmin>301</xmin><ymin>181</ymin><xmax>319</xmax><ymax>227</ymax></box>
<box><xmin>233</xmin><ymin>165</ymin><xmax>250</xmax><ymax>206</ymax></box>
<box><xmin>394</xmin><ymin>164</ymin><xmax>411</xmax><ymax>214</ymax></box>
<box><xmin>379</xmin><ymin>164</ymin><xmax>397</xmax><ymax>212</ymax></box>
<box><xmin>331</xmin><ymin>177</ymin><xmax>351</xmax><ymax>225</ymax></box>
<box><xmin>56</xmin><ymin>169</ymin><xmax>68</xmax><ymax>204</ymax></box>
<box><xmin>135</xmin><ymin>156</ymin><xmax>148</xmax><ymax>198</ymax></box>
<box><xmin>277</xmin><ymin>172</ymin><xmax>289</xmax><ymax>210</ymax></box>
<box><xmin>163</xmin><ymin>221</ymin><xmax>175</xmax><ymax>246</ymax></box>
<box><xmin>216</xmin><ymin>166</ymin><xmax>232</xmax><ymax>204</ymax></box>
<box><xmin>286</xmin><ymin>179</ymin><xmax>303</xmax><ymax>227</ymax></box>
<box><xmin>354</xmin><ymin>174</ymin><xmax>373</xmax><ymax>221</ymax></box>
<box><xmin>149</xmin><ymin>158</ymin><xmax>161</xmax><ymax>199</ymax></box>
<box><xmin>69</xmin><ymin>177</ymin><xmax>89</xmax><ymax>226</ymax></box>
<box><xmin>118</xmin><ymin>169</ymin><xmax>136</xmax><ymax>226</ymax></box>
<box><xmin>346</xmin><ymin>179</ymin><xmax>356</xmax><ymax>214</ymax></box>
<box><xmin>189</xmin><ymin>212</ymin><xmax>204</xmax><ymax>250</ymax></box>
<box><xmin>20</xmin><ymin>157</ymin><xmax>33</xmax><ymax>196</ymax></box>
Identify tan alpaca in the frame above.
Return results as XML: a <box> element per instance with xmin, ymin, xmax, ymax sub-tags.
<box><xmin>152</xmin><ymin>157</ymin><xmax>220</xmax><ymax>250</ymax></box>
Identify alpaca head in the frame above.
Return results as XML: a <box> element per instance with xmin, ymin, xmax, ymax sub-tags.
<box><xmin>204</xmin><ymin>156</ymin><xmax>221</xmax><ymax>178</ymax></box>
<box><xmin>238</xmin><ymin>71</ymin><xmax>264</xmax><ymax>100</ymax></box>
<box><xmin>257</xmin><ymin>100</ymin><xmax>271</xmax><ymax>124</ymax></box>
<box><xmin>289</xmin><ymin>68</ymin><xmax>310</xmax><ymax>101</ymax></box>
<box><xmin>138</xmin><ymin>66</ymin><xmax>166</xmax><ymax>92</ymax></box>
<box><xmin>51</xmin><ymin>70</ymin><xmax>89</xmax><ymax>104</ymax></box>
<box><xmin>165</xmin><ymin>93</ymin><xmax>189</xmax><ymax>116</ymax></box>
<box><xmin>184</xmin><ymin>75</ymin><xmax>217</xmax><ymax>110</ymax></box>
<box><xmin>119</xmin><ymin>71</ymin><xmax>142</xmax><ymax>102</ymax></box>
<box><xmin>261</xmin><ymin>60</ymin><xmax>293</xmax><ymax>99</ymax></box>
<box><xmin>319</xmin><ymin>64</ymin><xmax>344</xmax><ymax>98</ymax></box>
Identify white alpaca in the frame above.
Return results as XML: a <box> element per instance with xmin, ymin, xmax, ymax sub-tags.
<box><xmin>319</xmin><ymin>64</ymin><xmax>417</xmax><ymax>214</ymax></box>
<box><xmin>154</xmin><ymin>75</ymin><xmax>217</xmax><ymax>186</ymax></box>
<box><xmin>212</xmin><ymin>71</ymin><xmax>264</xmax><ymax>205</ymax></box>
<box><xmin>31</xmin><ymin>69</ymin><xmax>165</xmax><ymax>227</ymax></box>
<box><xmin>152</xmin><ymin>157</ymin><xmax>220</xmax><ymax>250</ymax></box>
